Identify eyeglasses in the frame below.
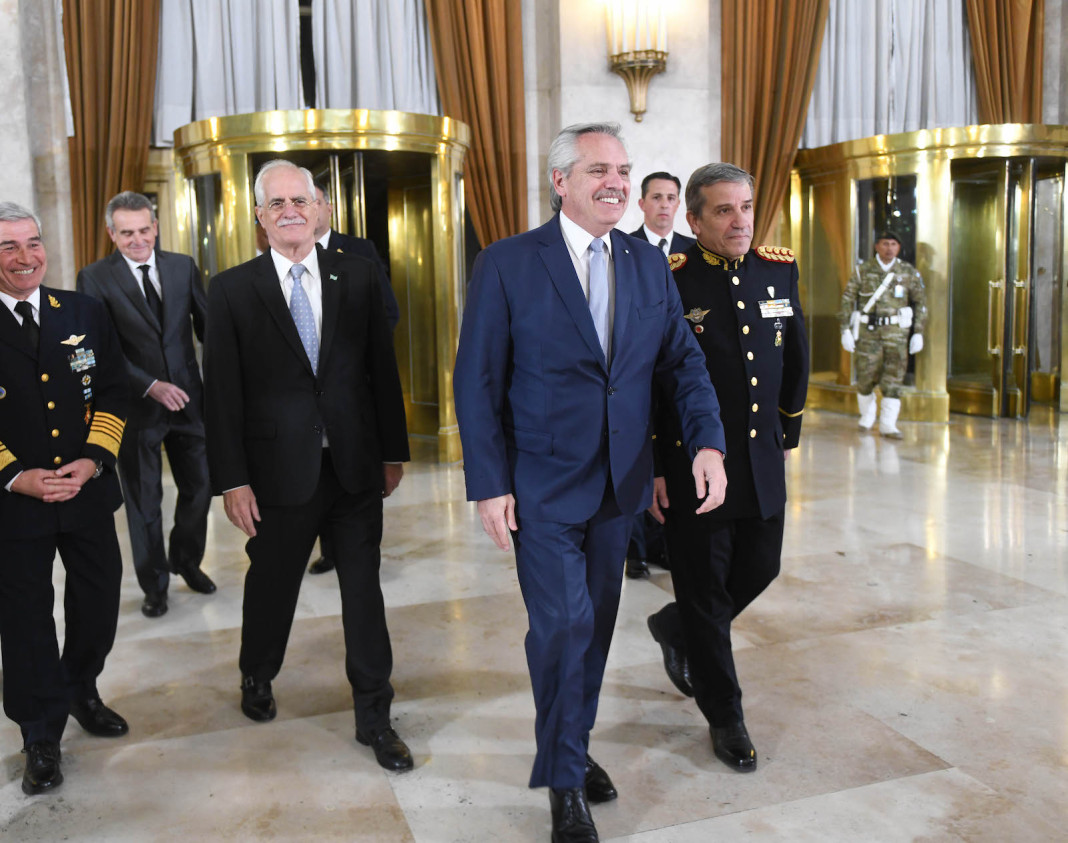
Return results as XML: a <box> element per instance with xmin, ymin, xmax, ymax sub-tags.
<box><xmin>264</xmin><ymin>197</ymin><xmax>317</xmax><ymax>213</ymax></box>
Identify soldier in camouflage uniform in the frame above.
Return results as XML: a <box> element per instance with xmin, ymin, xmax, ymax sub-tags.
<box><xmin>839</xmin><ymin>231</ymin><xmax>926</xmax><ymax>438</ymax></box>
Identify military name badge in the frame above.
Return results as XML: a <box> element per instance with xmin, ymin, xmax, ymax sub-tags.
<box><xmin>69</xmin><ymin>348</ymin><xmax>96</xmax><ymax>372</ymax></box>
<box><xmin>758</xmin><ymin>298</ymin><xmax>793</xmax><ymax>319</ymax></box>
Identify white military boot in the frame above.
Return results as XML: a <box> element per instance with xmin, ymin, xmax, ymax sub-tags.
<box><xmin>856</xmin><ymin>391</ymin><xmax>877</xmax><ymax>431</ymax></box>
<box><xmin>879</xmin><ymin>397</ymin><xmax>903</xmax><ymax>439</ymax></box>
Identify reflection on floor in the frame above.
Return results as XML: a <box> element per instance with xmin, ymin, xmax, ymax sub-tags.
<box><xmin>2</xmin><ymin>408</ymin><xmax>1066</xmax><ymax>841</ymax></box>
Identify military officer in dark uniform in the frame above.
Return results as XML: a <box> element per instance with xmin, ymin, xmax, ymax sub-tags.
<box><xmin>647</xmin><ymin>163</ymin><xmax>808</xmax><ymax>772</ymax></box>
<box><xmin>0</xmin><ymin>202</ymin><xmax>130</xmax><ymax>795</ymax></box>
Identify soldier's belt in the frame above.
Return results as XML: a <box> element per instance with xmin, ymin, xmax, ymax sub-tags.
<box><xmin>860</xmin><ymin>314</ymin><xmax>900</xmax><ymax>328</ymax></box>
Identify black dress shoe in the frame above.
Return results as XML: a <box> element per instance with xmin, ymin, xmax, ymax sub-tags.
<box><xmin>356</xmin><ymin>726</ymin><xmax>414</xmax><ymax>771</ymax></box>
<box><xmin>646</xmin><ymin>613</ymin><xmax>693</xmax><ymax>697</ymax></box>
<box><xmin>308</xmin><ymin>556</ymin><xmax>335</xmax><ymax>574</ymax></box>
<box><xmin>22</xmin><ymin>741</ymin><xmax>63</xmax><ymax>795</ymax></box>
<box><xmin>178</xmin><ymin>566</ymin><xmax>217</xmax><ymax>594</ymax></box>
<box><xmin>141</xmin><ymin>591</ymin><xmax>168</xmax><ymax>618</ymax></box>
<box><xmin>240</xmin><ymin>676</ymin><xmax>276</xmax><ymax>722</ymax></box>
<box><xmin>624</xmin><ymin>556</ymin><xmax>650</xmax><ymax>579</ymax></box>
<box><xmin>69</xmin><ymin>696</ymin><xmax>129</xmax><ymax>737</ymax></box>
<box><xmin>583</xmin><ymin>754</ymin><xmax>617</xmax><ymax>803</ymax></box>
<box><xmin>549</xmin><ymin>787</ymin><xmax>598</xmax><ymax>842</ymax></box>
<box><xmin>710</xmin><ymin>721</ymin><xmax>757</xmax><ymax>772</ymax></box>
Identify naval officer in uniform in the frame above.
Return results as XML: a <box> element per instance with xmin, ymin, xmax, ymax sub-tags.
<box><xmin>647</xmin><ymin>163</ymin><xmax>808</xmax><ymax>772</ymax></box>
<box><xmin>0</xmin><ymin>201</ymin><xmax>130</xmax><ymax>795</ymax></box>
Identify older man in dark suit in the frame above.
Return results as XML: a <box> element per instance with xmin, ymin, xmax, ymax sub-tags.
<box><xmin>454</xmin><ymin>123</ymin><xmax>726</xmax><ymax>843</ymax></box>
<box><xmin>204</xmin><ymin>160</ymin><xmax>413</xmax><ymax>772</ymax></box>
<box><xmin>0</xmin><ymin>201</ymin><xmax>130</xmax><ymax>795</ymax></box>
<box><xmin>77</xmin><ymin>191</ymin><xmax>214</xmax><ymax>618</ymax></box>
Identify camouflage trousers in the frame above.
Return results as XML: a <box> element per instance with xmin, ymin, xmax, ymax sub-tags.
<box><xmin>855</xmin><ymin>327</ymin><xmax>909</xmax><ymax>398</ymax></box>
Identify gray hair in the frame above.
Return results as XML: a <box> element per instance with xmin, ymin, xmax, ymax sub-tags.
<box><xmin>254</xmin><ymin>160</ymin><xmax>316</xmax><ymax>206</ymax></box>
<box><xmin>105</xmin><ymin>191</ymin><xmax>155</xmax><ymax>230</ymax></box>
<box><xmin>685</xmin><ymin>163</ymin><xmax>754</xmax><ymax>218</ymax></box>
<box><xmin>0</xmin><ymin>201</ymin><xmax>42</xmax><ymax>236</ymax></box>
<box><xmin>546</xmin><ymin>122</ymin><xmax>628</xmax><ymax>213</ymax></box>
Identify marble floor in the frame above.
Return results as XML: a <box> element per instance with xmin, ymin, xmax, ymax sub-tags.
<box><xmin>1</xmin><ymin>408</ymin><xmax>1066</xmax><ymax>841</ymax></box>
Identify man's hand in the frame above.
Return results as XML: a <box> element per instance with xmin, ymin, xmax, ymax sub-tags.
<box><xmin>693</xmin><ymin>448</ymin><xmax>727</xmax><ymax>514</ymax></box>
<box><xmin>12</xmin><ymin>459</ymin><xmax>97</xmax><ymax>502</ymax></box>
<box><xmin>383</xmin><ymin>463</ymin><xmax>404</xmax><ymax>497</ymax></box>
<box><xmin>147</xmin><ymin>380</ymin><xmax>191</xmax><ymax>412</ymax></box>
<box><xmin>477</xmin><ymin>494</ymin><xmax>517</xmax><ymax>551</ymax></box>
<box><xmin>223</xmin><ymin>485</ymin><xmax>261</xmax><ymax>537</ymax></box>
<box><xmin>648</xmin><ymin>476</ymin><xmax>669</xmax><ymax>524</ymax></box>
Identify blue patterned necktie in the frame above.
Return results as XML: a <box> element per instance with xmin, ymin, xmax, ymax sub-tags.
<box><xmin>288</xmin><ymin>263</ymin><xmax>319</xmax><ymax>373</ymax></box>
<box><xmin>588</xmin><ymin>237</ymin><xmax>609</xmax><ymax>361</ymax></box>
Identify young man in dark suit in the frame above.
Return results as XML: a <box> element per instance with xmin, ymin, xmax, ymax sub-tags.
<box><xmin>454</xmin><ymin>124</ymin><xmax>727</xmax><ymax>842</ymax></box>
<box><xmin>204</xmin><ymin>160</ymin><xmax>413</xmax><ymax>772</ymax></box>
<box><xmin>77</xmin><ymin>191</ymin><xmax>214</xmax><ymax>618</ymax></box>
<box><xmin>629</xmin><ymin>171</ymin><xmax>697</xmax><ymax>257</ymax></box>
<box><xmin>0</xmin><ymin>202</ymin><xmax>130</xmax><ymax>795</ymax></box>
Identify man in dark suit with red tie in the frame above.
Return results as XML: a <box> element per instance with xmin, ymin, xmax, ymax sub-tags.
<box><xmin>204</xmin><ymin>160</ymin><xmax>413</xmax><ymax>771</ymax></box>
<box><xmin>77</xmin><ymin>192</ymin><xmax>214</xmax><ymax>618</ymax></box>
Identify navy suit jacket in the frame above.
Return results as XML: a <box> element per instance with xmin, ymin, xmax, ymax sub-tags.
<box><xmin>325</xmin><ymin>230</ymin><xmax>399</xmax><ymax>330</ymax></box>
<box><xmin>629</xmin><ymin>226</ymin><xmax>697</xmax><ymax>254</ymax></box>
<box><xmin>454</xmin><ymin>215</ymin><xmax>725</xmax><ymax>523</ymax></box>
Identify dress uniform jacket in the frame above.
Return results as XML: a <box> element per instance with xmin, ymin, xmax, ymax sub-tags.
<box><xmin>655</xmin><ymin>244</ymin><xmax>809</xmax><ymax>520</ymax></box>
<box><xmin>0</xmin><ymin>287</ymin><xmax>127</xmax><ymax>537</ymax></box>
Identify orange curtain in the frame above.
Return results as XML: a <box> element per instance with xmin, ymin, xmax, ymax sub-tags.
<box><xmin>424</xmin><ymin>0</ymin><xmax>527</xmax><ymax>248</ymax></box>
<box><xmin>965</xmin><ymin>0</ymin><xmax>1044</xmax><ymax>123</ymax></box>
<box><xmin>63</xmin><ymin>0</ymin><xmax>160</xmax><ymax>269</ymax></box>
<box><xmin>721</xmin><ymin>0</ymin><xmax>829</xmax><ymax>244</ymax></box>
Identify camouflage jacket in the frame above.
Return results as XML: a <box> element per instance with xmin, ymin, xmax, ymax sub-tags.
<box><xmin>839</xmin><ymin>257</ymin><xmax>926</xmax><ymax>333</ymax></box>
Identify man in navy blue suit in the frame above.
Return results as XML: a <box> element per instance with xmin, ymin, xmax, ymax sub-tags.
<box><xmin>454</xmin><ymin>123</ymin><xmax>727</xmax><ymax>843</ymax></box>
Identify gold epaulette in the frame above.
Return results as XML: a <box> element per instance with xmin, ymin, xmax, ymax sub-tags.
<box><xmin>756</xmin><ymin>245</ymin><xmax>795</xmax><ymax>263</ymax></box>
<box><xmin>87</xmin><ymin>411</ymin><xmax>125</xmax><ymax>458</ymax></box>
<box><xmin>668</xmin><ymin>253</ymin><xmax>688</xmax><ymax>271</ymax></box>
<box><xmin>0</xmin><ymin>440</ymin><xmax>15</xmax><ymax>473</ymax></box>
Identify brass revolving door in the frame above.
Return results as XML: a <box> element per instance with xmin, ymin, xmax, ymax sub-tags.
<box><xmin>791</xmin><ymin>124</ymin><xmax>1068</xmax><ymax>421</ymax></box>
<box><xmin>172</xmin><ymin>110</ymin><xmax>471</xmax><ymax>460</ymax></box>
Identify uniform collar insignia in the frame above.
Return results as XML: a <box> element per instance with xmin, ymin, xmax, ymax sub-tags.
<box><xmin>61</xmin><ymin>334</ymin><xmax>86</xmax><ymax>346</ymax></box>
<box><xmin>684</xmin><ymin>307</ymin><xmax>711</xmax><ymax>324</ymax></box>
<box><xmin>697</xmin><ymin>242</ymin><xmax>744</xmax><ymax>270</ymax></box>
<box><xmin>48</xmin><ymin>294</ymin><xmax>61</xmax><ymax>308</ymax></box>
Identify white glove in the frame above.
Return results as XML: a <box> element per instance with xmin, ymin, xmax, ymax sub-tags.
<box><xmin>841</xmin><ymin>330</ymin><xmax>855</xmax><ymax>353</ymax></box>
<box><xmin>909</xmin><ymin>334</ymin><xmax>923</xmax><ymax>355</ymax></box>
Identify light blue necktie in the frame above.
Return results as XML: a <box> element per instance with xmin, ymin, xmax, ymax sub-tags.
<box><xmin>588</xmin><ymin>237</ymin><xmax>609</xmax><ymax>361</ymax></box>
<box><xmin>289</xmin><ymin>263</ymin><xmax>319</xmax><ymax>373</ymax></box>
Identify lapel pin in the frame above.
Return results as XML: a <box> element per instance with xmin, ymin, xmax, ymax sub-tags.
<box><xmin>61</xmin><ymin>334</ymin><xmax>86</xmax><ymax>346</ymax></box>
<box><xmin>48</xmin><ymin>295</ymin><xmax>61</xmax><ymax>309</ymax></box>
<box><xmin>330</xmin><ymin>274</ymin><xmax>338</xmax><ymax>281</ymax></box>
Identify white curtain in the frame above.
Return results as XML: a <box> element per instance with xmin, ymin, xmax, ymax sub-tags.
<box><xmin>310</xmin><ymin>0</ymin><xmax>439</xmax><ymax>114</ymax></box>
<box><xmin>153</xmin><ymin>0</ymin><xmax>302</xmax><ymax>146</ymax></box>
<box><xmin>801</xmin><ymin>0</ymin><xmax>979</xmax><ymax>148</ymax></box>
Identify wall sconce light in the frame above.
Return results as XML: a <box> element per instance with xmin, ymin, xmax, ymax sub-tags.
<box><xmin>605</xmin><ymin>1</ymin><xmax>667</xmax><ymax>122</ymax></box>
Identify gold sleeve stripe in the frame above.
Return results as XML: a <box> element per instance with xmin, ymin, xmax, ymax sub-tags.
<box><xmin>778</xmin><ymin>406</ymin><xmax>804</xmax><ymax>418</ymax></box>
<box><xmin>88</xmin><ymin>412</ymin><xmax>125</xmax><ymax>456</ymax></box>
<box><xmin>0</xmin><ymin>443</ymin><xmax>15</xmax><ymax>473</ymax></box>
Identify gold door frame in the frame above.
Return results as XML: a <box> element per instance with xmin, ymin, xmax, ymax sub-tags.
<box><xmin>790</xmin><ymin>123</ymin><xmax>1068</xmax><ymax>421</ymax></box>
<box><xmin>171</xmin><ymin>109</ymin><xmax>471</xmax><ymax>461</ymax></box>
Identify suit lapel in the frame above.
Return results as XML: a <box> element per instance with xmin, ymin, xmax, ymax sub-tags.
<box><xmin>539</xmin><ymin>218</ymin><xmax>607</xmax><ymax>371</ymax></box>
<box><xmin>111</xmin><ymin>252</ymin><xmax>162</xmax><ymax>335</ymax></box>
<box><xmin>37</xmin><ymin>287</ymin><xmax>66</xmax><ymax>364</ymax></box>
<box><xmin>317</xmin><ymin>245</ymin><xmax>341</xmax><ymax>366</ymax></box>
<box><xmin>250</xmin><ymin>252</ymin><xmax>315</xmax><ymax>375</ymax></box>
<box><xmin>0</xmin><ymin>299</ymin><xmax>36</xmax><ymax>360</ymax></box>
<box><xmin>156</xmin><ymin>250</ymin><xmax>180</xmax><ymax>336</ymax></box>
<box><xmin>609</xmin><ymin>230</ymin><xmax>634</xmax><ymax>365</ymax></box>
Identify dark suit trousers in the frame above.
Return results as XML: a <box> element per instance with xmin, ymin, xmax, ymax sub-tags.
<box><xmin>663</xmin><ymin>509</ymin><xmax>784</xmax><ymax>726</ymax></box>
<box><xmin>0</xmin><ymin>515</ymin><xmax>123</xmax><ymax>746</ymax></box>
<box><xmin>118</xmin><ymin>409</ymin><xmax>210</xmax><ymax>595</ymax></box>
<box><xmin>240</xmin><ymin>451</ymin><xmax>394</xmax><ymax>734</ymax></box>
<box><xmin>512</xmin><ymin>483</ymin><xmax>628</xmax><ymax>789</ymax></box>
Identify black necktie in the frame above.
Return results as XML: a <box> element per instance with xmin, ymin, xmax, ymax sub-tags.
<box><xmin>658</xmin><ymin>238</ymin><xmax>669</xmax><ymax>255</ymax></box>
<box><xmin>14</xmin><ymin>300</ymin><xmax>39</xmax><ymax>349</ymax></box>
<box><xmin>139</xmin><ymin>264</ymin><xmax>163</xmax><ymax>324</ymax></box>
